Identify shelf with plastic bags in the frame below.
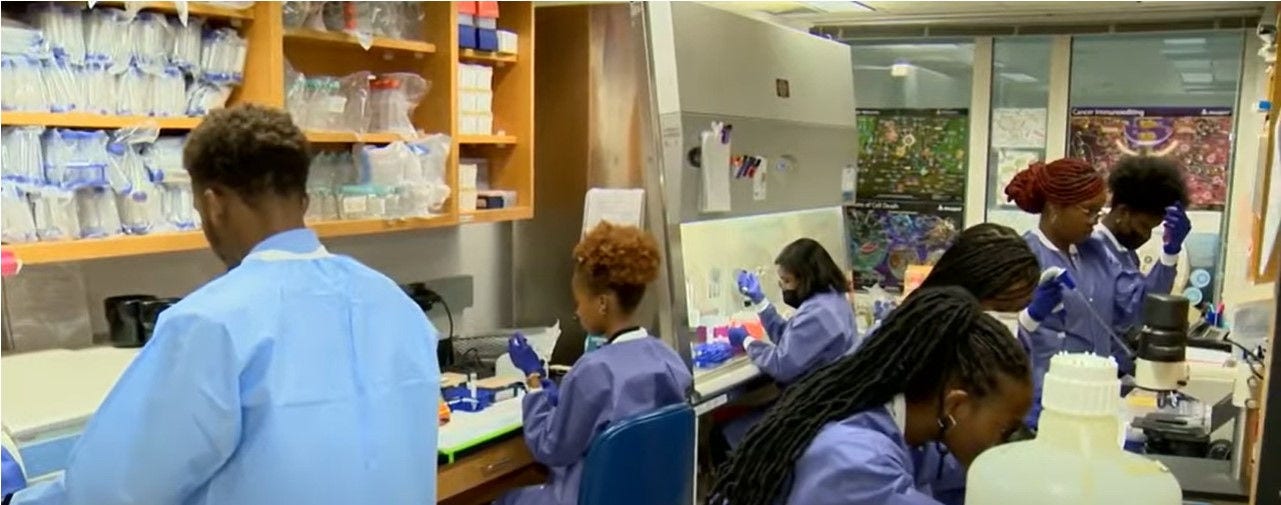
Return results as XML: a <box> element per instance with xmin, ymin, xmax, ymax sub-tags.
<box><xmin>0</xmin><ymin>112</ymin><xmax>203</xmax><ymax>130</ymax></box>
<box><xmin>283</xmin><ymin>28</ymin><xmax>437</xmax><ymax>54</ymax></box>
<box><xmin>89</xmin><ymin>1</ymin><xmax>256</xmax><ymax>21</ymax></box>
<box><xmin>3</xmin><ymin>215</ymin><xmax>459</xmax><ymax>265</ymax></box>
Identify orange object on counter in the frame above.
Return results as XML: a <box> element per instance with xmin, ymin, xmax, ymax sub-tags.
<box><xmin>438</xmin><ymin>398</ymin><xmax>451</xmax><ymax>425</ymax></box>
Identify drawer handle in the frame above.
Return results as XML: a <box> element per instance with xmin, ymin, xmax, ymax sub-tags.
<box><xmin>484</xmin><ymin>457</ymin><xmax>514</xmax><ymax>474</ymax></box>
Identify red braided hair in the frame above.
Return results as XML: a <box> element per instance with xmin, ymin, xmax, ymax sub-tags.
<box><xmin>1004</xmin><ymin>158</ymin><xmax>1104</xmax><ymax>214</ymax></box>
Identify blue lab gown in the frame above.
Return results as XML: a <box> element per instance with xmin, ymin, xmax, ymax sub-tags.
<box><xmin>1092</xmin><ymin>225</ymin><xmax>1178</xmax><ymax>332</ymax></box>
<box><xmin>747</xmin><ymin>290</ymin><xmax>861</xmax><ymax>385</ymax></box>
<box><xmin>785</xmin><ymin>397</ymin><xmax>964</xmax><ymax>505</ymax></box>
<box><xmin>721</xmin><ymin>291</ymin><xmax>860</xmax><ymax>447</ymax></box>
<box><xmin>496</xmin><ymin>329</ymin><xmax>692</xmax><ymax>505</ymax></box>
<box><xmin>1018</xmin><ymin>228</ymin><xmax>1167</xmax><ymax>427</ymax></box>
<box><xmin>13</xmin><ymin>229</ymin><xmax>441</xmax><ymax>505</ymax></box>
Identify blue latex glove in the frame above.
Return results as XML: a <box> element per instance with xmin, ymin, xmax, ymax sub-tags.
<box><xmin>727</xmin><ymin>326</ymin><xmax>749</xmax><ymax>350</ymax></box>
<box><xmin>2</xmin><ymin>446</ymin><xmax>25</xmax><ymax>497</ymax></box>
<box><xmin>1162</xmin><ymin>203</ymin><xmax>1191</xmax><ymax>255</ymax></box>
<box><xmin>508</xmin><ymin>333</ymin><xmax>544</xmax><ymax>377</ymax></box>
<box><xmin>1026</xmin><ymin>268</ymin><xmax>1074</xmax><ymax>322</ymax></box>
<box><xmin>539</xmin><ymin>378</ymin><xmax>560</xmax><ymax>407</ymax></box>
<box><xmin>737</xmin><ymin>270</ymin><xmax>764</xmax><ymax>304</ymax></box>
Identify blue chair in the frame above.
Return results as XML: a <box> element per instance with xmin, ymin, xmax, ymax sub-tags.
<box><xmin>578</xmin><ymin>402</ymin><xmax>695</xmax><ymax>505</ymax></box>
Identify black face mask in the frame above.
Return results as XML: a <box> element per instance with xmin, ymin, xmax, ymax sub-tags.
<box><xmin>782</xmin><ymin>289</ymin><xmax>802</xmax><ymax>308</ymax></box>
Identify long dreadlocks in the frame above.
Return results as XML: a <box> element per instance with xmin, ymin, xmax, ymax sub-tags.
<box><xmin>918</xmin><ymin>223</ymin><xmax>1039</xmax><ymax>303</ymax></box>
<box><xmin>708</xmin><ymin>286</ymin><xmax>1030</xmax><ymax>505</ymax></box>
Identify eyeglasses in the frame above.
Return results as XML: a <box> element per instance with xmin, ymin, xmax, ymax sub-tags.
<box><xmin>1076</xmin><ymin>205</ymin><xmax>1103</xmax><ymax>223</ymax></box>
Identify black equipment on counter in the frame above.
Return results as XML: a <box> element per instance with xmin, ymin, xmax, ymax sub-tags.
<box><xmin>105</xmin><ymin>294</ymin><xmax>157</xmax><ymax>348</ymax></box>
<box><xmin>1136</xmin><ymin>293</ymin><xmax>1190</xmax><ymax>365</ymax></box>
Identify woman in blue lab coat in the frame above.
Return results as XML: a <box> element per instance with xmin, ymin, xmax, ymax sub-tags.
<box><xmin>6</xmin><ymin>105</ymin><xmax>442</xmax><ymax>505</ymax></box>
<box><xmin>734</xmin><ymin>238</ymin><xmax>859</xmax><ymax>384</ymax></box>
<box><xmin>709</xmin><ymin>286</ymin><xmax>1033</xmax><ymax>505</ymax></box>
<box><xmin>1094</xmin><ymin>155</ymin><xmax>1190</xmax><ymax>332</ymax></box>
<box><xmin>1003</xmin><ymin>157</ymin><xmax>1190</xmax><ymax>427</ymax></box>
<box><xmin>499</xmin><ymin>222</ymin><xmax>693</xmax><ymax>505</ymax></box>
<box><xmin>718</xmin><ymin>239</ymin><xmax>858</xmax><ymax>447</ymax></box>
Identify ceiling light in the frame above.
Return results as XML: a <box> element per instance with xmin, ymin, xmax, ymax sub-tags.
<box><xmin>802</xmin><ymin>1</ymin><xmax>874</xmax><ymax>13</ymax></box>
<box><xmin>1164</xmin><ymin>37</ymin><xmax>1207</xmax><ymax>46</ymax></box>
<box><xmin>998</xmin><ymin>72</ymin><xmax>1039</xmax><ymax>83</ymax></box>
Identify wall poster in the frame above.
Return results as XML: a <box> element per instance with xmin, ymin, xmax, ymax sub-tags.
<box><xmin>1068</xmin><ymin>107</ymin><xmax>1232</xmax><ymax>210</ymax></box>
<box><xmin>844</xmin><ymin>200</ymin><xmax>963</xmax><ymax>290</ymax></box>
<box><xmin>855</xmin><ymin>108</ymin><xmax>969</xmax><ymax>203</ymax></box>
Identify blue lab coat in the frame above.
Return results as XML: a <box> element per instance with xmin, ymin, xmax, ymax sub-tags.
<box><xmin>1092</xmin><ymin>225</ymin><xmax>1178</xmax><ymax>332</ymax></box>
<box><xmin>722</xmin><ymin>291</ymin><xmax>860</xmax><ymax>447</ymax></box>
<box><xmin>1018</xmin><ymin>228</ymin><xmax>1170</xmax><ymax>427</ymax></box>
<box><xmin>747</xmin><ymin>291</ymin><xmax>860</xmax><ymax>385</ymax></box>
<box><xmin>784</xmin><ymin>396</ymin><xmax>963</xmax><ymax>505</ymax></box>
<box><xmin>13</xmin><ymin>229</ymin><xmax>441</xmax><ymax>505</ymax></box>
<box><xmin>496</xmin><ymin>328</ymin><xmax>692</xmax><ymax>505</ymax></box>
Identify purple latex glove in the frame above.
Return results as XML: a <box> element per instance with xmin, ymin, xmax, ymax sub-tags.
<box><xmin>1026</xmin><ymin>267</ymin><xmax>1074</xmax><ymax>322</ymax></box>
<box><xmin>1162</xmin><ymin>204</ymin><xmax>1191</xmax><ymax>255</ymax></box>
<box><xmin>508</xmin><ymin>333</ymin><xmax>544</xmax><ymax>377</ymax></box>
<box><xmin>737</xmin><ymin>270</ymin><xmax>765</xmax><ymax>304</ymax></box>
<box><xmin>727</xmin><ymin>326</ymin><xmax>749</xmax><ymax>350</ymax></box>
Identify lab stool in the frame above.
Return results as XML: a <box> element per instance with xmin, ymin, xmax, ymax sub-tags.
<box><xmin>578</xmin><ymin>402</ymin><xmax>695</xmax><ymax>505</ymax></box>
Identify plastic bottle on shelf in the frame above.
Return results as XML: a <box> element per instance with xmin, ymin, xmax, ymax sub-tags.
<box><xmin>966</xmin><ymin>353</ymin><xmax>1182</xmax><ymax>505</ymax></box>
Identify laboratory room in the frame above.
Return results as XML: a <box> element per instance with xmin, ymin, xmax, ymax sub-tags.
<box><xmin>1</xmin><ymin>0</ymin><xmax>1281</xmax><ymax>505</ymax></box>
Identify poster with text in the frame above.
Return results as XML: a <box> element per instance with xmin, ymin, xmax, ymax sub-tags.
<box><xmin>856</xmin><ymin>109</ymin><xmax>969</xmax><ymax>203</ymax></box>
<box><xmin>991</xmin><ymin>108</ymin><xmax>1047</xmax><ymax>149</ymax></box>
<box><xmin>844</xmin><ymin>200</ymin><xmax>963</xmax><ymax>290</ymax></box>
<box><xmin>1068</xmin><ymin>107</ymin><xmax>1232</xmax><ymax>210</ymax></box>
<box><xmin>992</xmin><ymin>149</ymin><xmax>1044</xmax><ymax>207</ymax></box>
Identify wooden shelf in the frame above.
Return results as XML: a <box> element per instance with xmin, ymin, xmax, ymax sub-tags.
<box><xmin>284</xmin><ymin>28</ymin><xmax>437</xmax><ymax>53</ymax></box>
<box><xmin>305</xmin><ymin>131</ymin><xmax>409</xmax><ymax>144</ymax></box>
<box><xmin>459</xmin><ymin>49</ymin><xmax>517</xmax><ymax>64</ymax></box>
<box><xmin>459</xmin><ymin>207</ymin><xmax>533</xmax><ymax>224</ymax></box>
<box><xmin>91</xmin><ymin>1</ymin><xmax>255</xmax><ymax>20</ymax></box>
<box><xmin>458</xmin><ymin>135</ymin><xmax>518</xmax><ymax>145</ymax></box>
<box><xmin>0</xmin><ymin>112</ymin><xmax>202</xmax><ymax>130</ymax></box>
<box><xmin>4</xmin><ymin>216</ymin><xmax>458</xmax><ymax>265</ymax></box>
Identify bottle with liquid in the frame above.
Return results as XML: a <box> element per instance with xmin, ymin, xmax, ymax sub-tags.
<box><xmin>966</xmin><ymin>353</ymin><xmax>1182</xmax><ymax>505</ymax></box>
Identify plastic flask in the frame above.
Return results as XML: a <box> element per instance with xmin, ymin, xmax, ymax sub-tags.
<box><xmin>966</xmin><ymin>353</ymin><xmax>1182</xmax><ymax>505</ymax></box>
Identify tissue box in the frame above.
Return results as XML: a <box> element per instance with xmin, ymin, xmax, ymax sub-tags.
<box><xmin>498</xmin><ymin>30</ymin><xmax>518</xmax><ymax>54</ymax></box>
<box><xmin>477</xmin><ymin>28</ymin><xmax>498</xmax><ymax>52</ymax></box>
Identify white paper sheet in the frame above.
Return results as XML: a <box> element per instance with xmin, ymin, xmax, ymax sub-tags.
<box><xmin>1261</xmin><ymin>118</ymin><xmax>1281</xmax><ymax>276</ymax></box>
<box><xmin>582</xmin><ymin>188</ymin><xmax>645</xmax><ymax>235</ymax></box>
<box><xmin>700</xmin><ymin>123</ymin><xmax>732</xmax><ymax>213</ymax></box>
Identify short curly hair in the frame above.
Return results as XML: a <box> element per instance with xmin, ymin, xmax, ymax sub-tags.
<box><xmin>1108</xmin><ymin>155</ymin><xmax>1189</xmax><ymax>214</ymax></box>
<box><xmin>183</xmin><ymin>104</ymin><xmax>310</xmax><ymax>200</ymax></box>
<box><xmin>573</xmin><ymin>222</ymin><xmax>662</xmax><ymax>312</ymax></box>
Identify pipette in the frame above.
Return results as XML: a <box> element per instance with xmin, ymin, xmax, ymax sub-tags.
<box><xmin>1044</xmin><ymin>266</ymin><xmax>1136</xmax><ymax>360</ymax></box>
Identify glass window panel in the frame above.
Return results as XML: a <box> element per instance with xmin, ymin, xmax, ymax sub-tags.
<box><xmin>987</xmin><ymin>36</ymin><xmax>1052</xmax><ymax>231</ymax></box>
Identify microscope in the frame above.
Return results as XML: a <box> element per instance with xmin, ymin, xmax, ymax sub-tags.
<box><xmin>1131</xmin><ymin>293</ymin><xmax>1191</xmax><ymax>396</ymax></box>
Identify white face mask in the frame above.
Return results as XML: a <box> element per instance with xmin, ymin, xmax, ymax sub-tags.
<box><xmin>984</xmin><ymin>311</ymin><xmax>1021</xmax><ymax>339</ymax></box>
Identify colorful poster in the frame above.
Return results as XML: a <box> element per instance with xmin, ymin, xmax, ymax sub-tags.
<box><xmin>1068</xmin><ymin>107</ymin><xmax>1232</xmax><ymax>210</ymax></box>
<box><xmin>844</xmin><ymin>200</ymin><xmax>963</xmax><ymax>290</ymax></box>
<box><xmin>991</xmin><ymin>108</ymin><xmax>1047</xmax><ymax>149</ymax></box>
<box><xmin>992</xmin><ymin>149</ymin><xmax>1043</xmax><ymax>207</ymax></box>
<box><xmin>856</xmin><ymin>109</ymin><xmax>969</xmax><ymax>203</ymax></box>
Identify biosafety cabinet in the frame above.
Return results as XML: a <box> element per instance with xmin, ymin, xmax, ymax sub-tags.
<box><xmin>640</xmin><ymin>3</ymin><xmax>858</xmax><ymax>402</ymax></box>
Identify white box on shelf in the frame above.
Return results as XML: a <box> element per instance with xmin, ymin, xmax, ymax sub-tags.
<box><xmin>476</xmin><ymin>90</ymin><xmax>493</xmax><ymax>113</ymax></box>
<box><xmin>460</xmin><ymin>161</ymin><xmax>479</xmax><ymax>190</ymax></box>
<box><xmin>460</xmin><ymin>92</ymin><xmax>480</xmax><ymax>113</ymax></box>
<box><xmin>478</xmin><ymin>113</ymin><xmax>494</xmax><ymax>135</ymax></box>
<box><xmin>476</xmin><ymin>17</ymin><xmax>497</xmax><ymax>30</ymax></box>
<box><xmin>459</xmin><ymin>65</ymin><xmax>479</xmax><ymax>90</ymax></box>
<box><xmin>459</xmin><ymin>189</ymin><xmax>478</xmax><ymax>212</ymax></box>
<box><xmin>458</xmin><ymin>113</ymin><xmax>478</xmax><ymax>135</ymax></box>
<box><xmin>478</xmin><ymin>65</ymin><xmax>494</xmax><ymax>90</ymax></box>
<box><xmin>498</xmin><ymin>31</ymin><xmax>518</xmax><ymax>54</ymax></box>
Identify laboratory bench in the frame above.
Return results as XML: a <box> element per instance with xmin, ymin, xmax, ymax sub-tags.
<box><xmin>0</xmin><ymin>346</ymin><xmax>544</xmax><ymax>504</ymax></box>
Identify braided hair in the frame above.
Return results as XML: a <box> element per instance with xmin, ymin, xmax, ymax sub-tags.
<box><xmin>919</xmin><ymin>223</ymin><xmax>1039</xmax><ymax>303</ymax></box>
<box><xmin>708</xmin><ymin>286</ymin><xmax>1030</xmax><ymax>505</ymax></box>
<box><xmin>1004</xmin><ymin>158</ymin><xmax>1105</xmax><ymax>213</ymax></box>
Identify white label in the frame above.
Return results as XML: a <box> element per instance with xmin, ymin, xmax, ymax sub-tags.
<box><xmin>326</xmin><ymin>96</ymin><xmax>347</xmax><ymax>114</ymax></box>
<box><xmin>341</xmin><ymin>196</ymin><xmax>367</xmax><ymax>215</ymax></box>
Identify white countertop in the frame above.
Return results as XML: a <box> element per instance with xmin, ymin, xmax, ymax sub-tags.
<box><xmin>2</xmin><ymin>347</ymin><xmax>140</xmax><ymax>440</ymax></box>
<box><xmin>692</xmin><ymin>356</ymin><xmax>762</xmax><ymax>401</ymax></box>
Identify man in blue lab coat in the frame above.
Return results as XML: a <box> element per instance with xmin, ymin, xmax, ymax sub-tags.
<box><xmin>7</xmin><ymin>105</ymin><xmax>441</xmax><ymax>505</ymax></box>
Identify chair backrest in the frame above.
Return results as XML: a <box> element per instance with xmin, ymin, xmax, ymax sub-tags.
<box><xmin>578</xmin><ymin>402</ymin><xmax>695</xmax><ymax>505</ymax></box>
